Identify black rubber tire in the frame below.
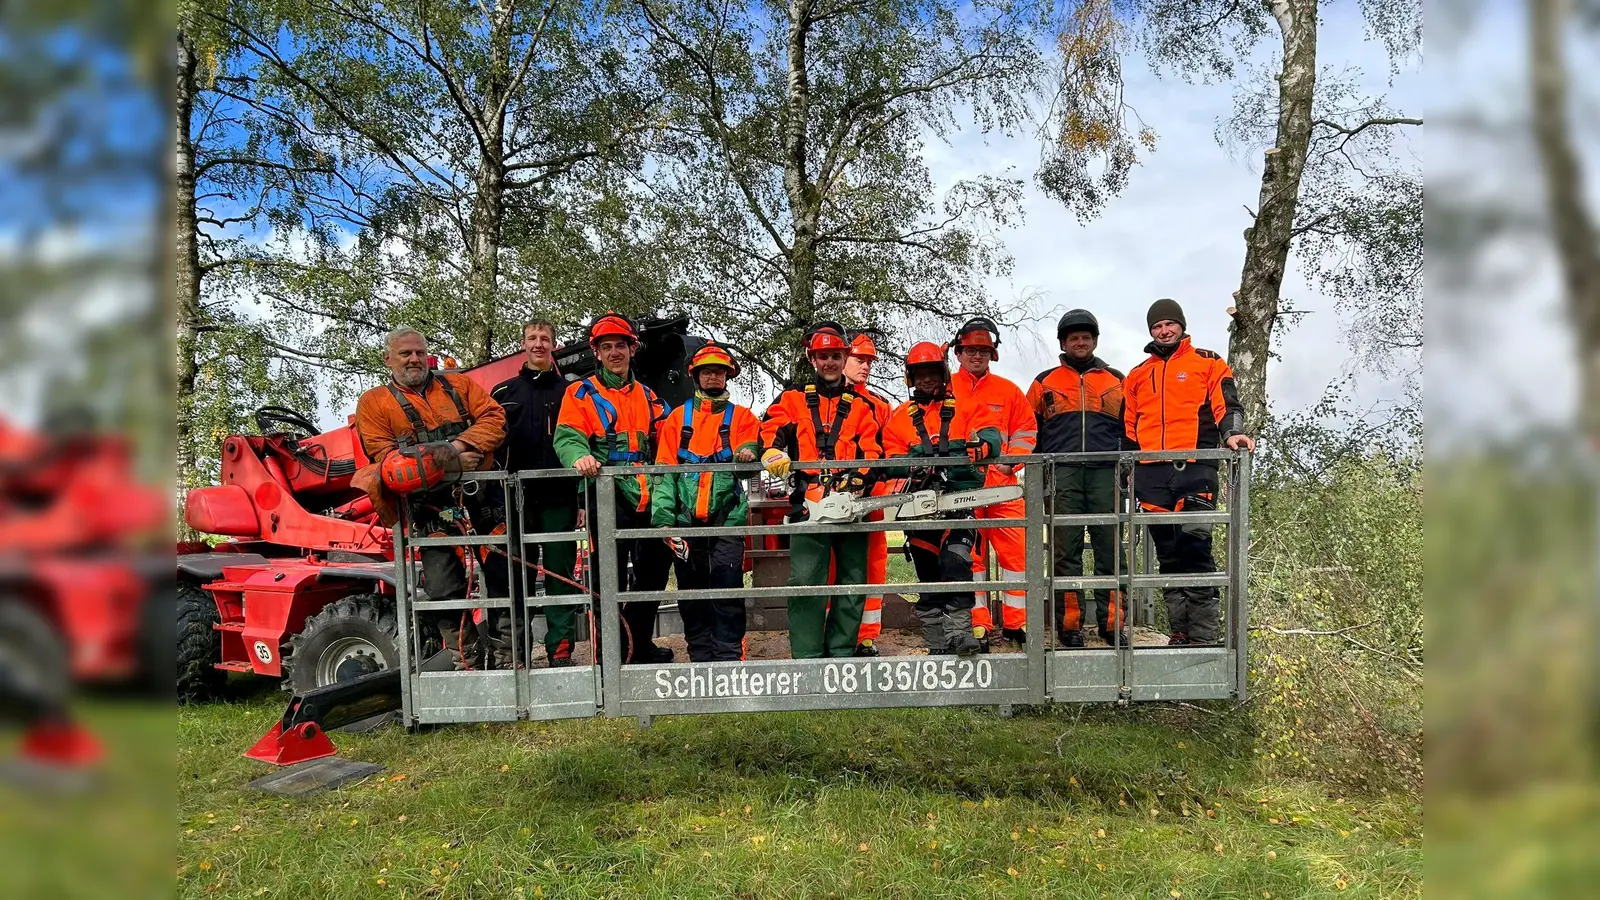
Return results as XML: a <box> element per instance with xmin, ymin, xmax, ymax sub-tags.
<box><xmin>0</xmin><ymin>599</ymin><xmax>69</xmax><ymax>726</ymax></box>
<box><xmin>176</xmin><ymin>582</ymin><xmax>224</xmax><ymax>704</ymax></box>
<box><xmin>286</xmin><ymin>593</ymin><xmax>398</xmax><ymax>694</ymax></box>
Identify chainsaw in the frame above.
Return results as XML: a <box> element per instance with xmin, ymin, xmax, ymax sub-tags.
<box><xmin>800</xmin><ymin>484</ymin><xmax>1022</xmax><ymax>524</ymax></box>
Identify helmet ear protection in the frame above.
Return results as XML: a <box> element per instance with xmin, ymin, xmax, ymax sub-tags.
<box><xmin>951</xmin><ymin>317</ymin><xmax>1001</xmax><ymax>360</ymax></box>
<box><xmin>803</xmin><ymin>320</ymin><xmax>849</xmax><ymax>356</ymax></box>
<box><xmin>902</xmin><ymin>341</ymin><xmax>951</xmax><ymax>387</ymax></box>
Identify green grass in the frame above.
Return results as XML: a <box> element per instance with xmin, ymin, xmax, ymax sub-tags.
<box><xmin>177</xmin><ymin>689</ymin><xmax>1420</xmax><ymax>899</ymax></box>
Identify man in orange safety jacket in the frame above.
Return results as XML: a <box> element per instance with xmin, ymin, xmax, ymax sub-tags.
<box><xmin>652</xmin><ymin>343</ymin><xmax>761</xmax><ymax>662</ymax></box>
<box><xmin>948</xmin><ymin>316</ymin><xmax>1037</xmax><ymax>649</ymax></box>
<box><xmin>843</xmin><ymin>333</ymin><xmax>893</xmax><ymax>656</ymax></box>
<box><xmin>554</xmin><ymin>312</ymin><xmax>673</xmax><ymax>665</ymax></box>
<box><xmin>759</xmin><ymin>322</ymin><xmax>883</xmax><ymax>659</ymax></box>
<box><xmin>1123</xmin><ymin>298</ymin><xmax>1254</xmax><ymax>645</ymax></box>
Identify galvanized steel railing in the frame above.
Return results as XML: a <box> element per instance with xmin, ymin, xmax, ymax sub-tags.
<box><xmin>392</xmin><ymin>450</ymin><xmax>1250</xmax><ymax>726</ymax></box>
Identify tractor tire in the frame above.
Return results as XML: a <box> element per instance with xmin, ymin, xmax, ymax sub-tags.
<box><xmin>139</xmin><ymin>581</ymin><xmax>174</xmax><ymax>697</ymax></box>
<box><xmin>286</xmin><ymin>593</ymin><xmax>398</xmax><ymax>694</ymax></box>
<box><xmin>176</xmin><ymin>583</ymin><xmax>223</xmax><ymax>704</ymax></box>
<box><xmin>0</xmin><ymin>599</ymin><xmax>69</xmax><ymax>727</ymax></box>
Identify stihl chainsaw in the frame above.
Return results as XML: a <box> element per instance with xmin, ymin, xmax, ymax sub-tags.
<box><xmin>799</xmin><ymin>485</ymin><xmax>1023</xmax><ymax>524</ymax></box>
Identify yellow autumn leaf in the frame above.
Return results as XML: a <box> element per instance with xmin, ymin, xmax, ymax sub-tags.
<box><xmin>1006</xmin><ymin>867</ymin><xmax>1019</xmax><ymax>877</ymax></box>
<box><xmin>1010</xmin><ymin>831</ymin><xmax>1020</xmax><ymax>841</ymax></box>
<box><xmin>858</xmin><ymin>843</ymin><xmax>870</xmax><ymax>853</ymax></box>
<box><xmin>199</xmin><ymin>861</ymin><xmax>213</xmax><ymax>871</ymax></box>
<box><xmin>500</xmin><ymin>764</ymin><xmax>510</xmax><ymax>772</ymax></box>
<box><xmin>397</xmin><ymin>815</ymin><xmax>407</xmax><ymax>823</ymax></box>
<box><xmin>1096</xmin><ymin>828</ymin><xmax>1106</xmax><ymax>837</ymax></box>
<box><xmin>743</xmin><ymin>805</ymin><xmax>752</xmax><ymax>814</ymax></box>
<box><xmin>1068</xmin><ymin>776</ymin><xmax>1079</xmax><ymax>786</ymax></box>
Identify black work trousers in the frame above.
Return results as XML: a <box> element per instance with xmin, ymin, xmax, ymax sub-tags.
<box><xmin>909</xmin><ymin>526</ymin><xmax>977</xmax><ymax>654</ymax></box>
<box><xmin>587</xmin><ymin>496</ymin><xmax>672</xmax><ymax>664</ymax></box>
<box><xmin>415</xmin><ymin>488</ymin><xmax>501</xmax><ymax>665</ymax></box>
<box><xmin>673</xmin><ymin>535</ymin><xmax>747</xmax><ymax>662</ymax></box>
<box><xmin>1131</xmin><ymin>462</ymin><xmax>1221</xmax><ymax>644</ymax></box>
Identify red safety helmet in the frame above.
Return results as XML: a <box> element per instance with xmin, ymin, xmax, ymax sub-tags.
<box><xmin>687</xmin><ymin>342</ymin><xmax>740</xmax><ymax>379</ymax></box>
<box><xmin>804</xmin><ymin>320</ymin><xmax>849</xmax><ymax>356</ymax></box>
<box><xmin>951</xmin><ymin>316</ymin><xmax>1001</xmax><ymax>360</ymax></box>
<box><xmin>380</xmin><ymin>443</ymin><xmax>456</xmax><ymax>495</ymax></box>
<box><xmin>587</xmin><ymin>312</ymin><xmax>638</xmax><ymax>348</ymax></box>
<box><xmin>849</xmin><ymin>333</ymin><xmax>878</xmax><ymax>360</ymax></box>
<box><xmin>903</xmin><ymin>341</ymin><xmax>951</xmax><ymax>386</ymax></box>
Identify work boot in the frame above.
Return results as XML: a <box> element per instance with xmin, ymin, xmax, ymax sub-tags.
<box><xmin>549</xmin><ymin>639</ymin><xmax>573</xmax><ymax>668</ymax></box>
<box><xmin>1098</xmin><ymin>627</ymin><xmax>1117</xmax><ymax>646</ymax></box>
<box><xmin>972</xmin><ymin>626</ymin><xmax>991</xmax><ymax>654</ymax></box>
<box><xmin>1058</xmin><ymin>630</ymin><xmax>1085</xmax><ymax>649</ymax></box>
<box><xmin>854</xmin><ymin>641</ymin><xmax>879</xmax><ymax>657</ymax></box>
<box><xmin>647</xmin><ymin>643</ymin><xmax>675</xmax><ymax>664</ymax></box>
<box><xmin>1168</xmin><ymin>632</ymin><xmax>1189</xmax><ymax>646</ymax></box>
<box><xmin>1001</xmin><ymin>627</ymin><xmax>1027</xmax><ymax>648</ymax></box>
<box><xmin>951</xmin><ymin>632</ymin><xmax>982</xmax><ymax>657</ymax></box>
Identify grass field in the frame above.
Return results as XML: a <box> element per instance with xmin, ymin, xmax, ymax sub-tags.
<box><xmin>176</xmin><ymin>686</ymin><xmax>1420</xmax><ymax>899</ymax></box>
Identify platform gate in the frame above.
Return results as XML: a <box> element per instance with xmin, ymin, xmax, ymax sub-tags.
<box><xmin>393</xmin><ymin>451</ymin><xmax>1249</xmax><ymax>726</ymax></box>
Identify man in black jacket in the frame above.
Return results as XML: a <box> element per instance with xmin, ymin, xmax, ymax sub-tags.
<box><xmin>489</xmin><ymin>320</ymin><xmax>584</xmax><ymax>667</ymax></box>
<box><xmin>1025</xmin><ymin>310</ymin><xmax>1128</xmax><ymax>648</ymax></box>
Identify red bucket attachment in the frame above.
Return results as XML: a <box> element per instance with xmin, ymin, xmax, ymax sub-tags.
<box><xmin>20</xmin><ymin>720</ymin><xmax>104</xmax><ymax>768</ymax></box>
<box><xmin>244</xmin><ymin>721</ymin><xmax>337</xmax><ymax>766</ymax></box>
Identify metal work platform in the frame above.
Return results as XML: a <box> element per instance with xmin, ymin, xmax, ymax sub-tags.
<box><xmin>391</xmin><ymin>451</ymin><xmax>1250</xmax><ymax>726</ymax></box>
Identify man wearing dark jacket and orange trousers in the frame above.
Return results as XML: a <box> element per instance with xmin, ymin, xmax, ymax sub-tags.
<box><xmin>353</xmin><ymin>326</ymin><xmax>506</xmax><ymax>667</ymax></box>
<box><xmin>1027</xmin><ymin>309</ymin><xmax>1127</xmax><ymax>648</ymax></box>
<box><xmin>1123</xmin><ymin>299</ymin><xmax>1255</xmax><ymax>645</ymax></box>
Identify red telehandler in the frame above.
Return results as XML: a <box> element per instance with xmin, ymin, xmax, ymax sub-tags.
<box><xmin>176</xmin><ymin>316</ymin><xmax>703</xmax><ymax>701</ymax></box>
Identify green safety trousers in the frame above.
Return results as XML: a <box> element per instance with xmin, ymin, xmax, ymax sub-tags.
<box><xmin>487</xmin><ymin>492</ymin><xmax>581</xmax><ymax>666</ymax></box>
<box><xmin>787</xmin><ymin>532</ymin><xmax>868</xmax><ymax>659</ymax></box>
<box><xmin>1052</xmin><ymin>464</ymin><xmax>1121</xmax><ymax>637</ymax></box>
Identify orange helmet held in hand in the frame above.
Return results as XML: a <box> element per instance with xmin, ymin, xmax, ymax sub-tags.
<box><xmin>687</xmin><ymin>342</ymin><xmax>740</xmax><ymax>378</ymax></box>
<box><xmin>902</xmin><ymin>341</ymin><xmax>951</xmax><ymax>386</ymax></box>
<box><xmin>380</xmin><ymin>441</ymin><xmax>460</xmax><ymax>495</ymax></box>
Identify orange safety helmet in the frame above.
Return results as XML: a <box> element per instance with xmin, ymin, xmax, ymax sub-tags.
<box><xmin>804</xmin><ymin>320</ymin><xmax>849</xmax><ymax>355</ymax></box>
<box><xmin>849</xmin><ymin>333</ymin><xmax>878</xmax><ymax>360</ymax></box>
<box><xmin>951</xmin><ymin>316</ymin><xmax>1001</xmax><ymax>360</ymax></box>
<box><xmin>587</xmin><ymin>311</ymin><xmax>639</xmax><ymax>348</ymax></box>
<box><xmin>380</xmin><ymin>443</ymin><xmax>453</xmax><ymax>495</ymax></box>
<box><xmin>687</xmin><ymin>342</ymin><xmax>740</xmax><ymax>379</ymax></box>
<box><xmin>902</xmin><ymin>341</ymin><xmax>951</xmax><ymax>386</ymax></box>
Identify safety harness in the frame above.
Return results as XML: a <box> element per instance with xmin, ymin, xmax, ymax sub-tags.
<box><xmin>388</xmin><ymin>374</ymin><xmax>471</xmax><ymax>445</ymax></box>
<box><xmin>676</xmin><ymin>396</ymin><xmax>736</xmax><ymax>464</ymax></box>
<box><xmin>804</xmin><ymin>383</ymin><xmax>855</xmax><ymax>460</ymax></box>
<box><xmin>908</xmin><ymin>399</ymin><xmax>956</xmax><ymax>456</ymax></box>
<box><xmin>676</xmin><ymin>396</ymin><xmax>743</xmax><ymax>524</ymax></box>
<box><xmin>573</xmin><ymin>376</ymin><xmax>657</xmax><ymax>464</ymax></box>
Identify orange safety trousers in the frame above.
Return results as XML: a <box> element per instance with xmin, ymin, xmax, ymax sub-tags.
<box><xmin>969</xmin><ymin>496</ymin><xmax>1028</xmax><ymax>632</ymax></box>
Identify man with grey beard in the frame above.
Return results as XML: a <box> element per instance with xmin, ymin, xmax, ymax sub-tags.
<box><xmin>353</xmin><ymin>326</ymin><xmax>506</xmax><ymax>668</ymax></box>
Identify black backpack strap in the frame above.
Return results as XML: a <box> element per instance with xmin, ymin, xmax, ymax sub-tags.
<box><xmin>387</xmin><ymin>384</ymin><xmax>429</xmax><ymax>439</ymax></box>
<box><xmin>805</xmin><ymin>384</ymin><xmax>835</xmax><ymax>459</ymax></box>
<box><xmin>677</xmin><ymin>396</ymin><xmax>696</xmax><ymax>463</ymax></box>
<box><xmin>909</xmin><ymin>403</ymin><xmax>934</xmax><ymax>455</ymax></box>
<box><xmin>938</xmin><ymin>401</ymin><xmax>955</xmax><ymax>451</ymax></box>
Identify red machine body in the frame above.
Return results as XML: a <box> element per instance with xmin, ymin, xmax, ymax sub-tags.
<box><xmin>0</xmin><ymin>419</ymin><xmax>167</xmax><ymax>686</ymax></box>
<box><xmin>177</xmin><ymin>318</ymin><xmax>701</xmax><ymax>698</ymax></box>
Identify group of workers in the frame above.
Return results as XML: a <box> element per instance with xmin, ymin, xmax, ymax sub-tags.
<box><xmin>352</xmin><ymin>297</ymin><xmax>1254</xmax><ymax>669</ymax></box>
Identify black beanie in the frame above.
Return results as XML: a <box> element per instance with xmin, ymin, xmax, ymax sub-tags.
<box><xmin>1146</xmin><ymin>298</ymin><xmax>1186</xmax><ymax>331</ymax></box>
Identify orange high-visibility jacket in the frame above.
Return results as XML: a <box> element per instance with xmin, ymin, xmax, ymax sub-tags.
<box><xmin>1122</xmin><ymin>336</ymin><xmax>1245</xmax><ymax>458</ymax></box>
<box><xmin>652</xmin><ymin>394</ymin><xmax>761</xmax><ymax>526</ymax></box>
<box><xmin>950</xmin><ymin>368</ymin><xmax>1036</xmax><ymax>487</ymax></box>
<box><xmin>351</xmin><ymin>372</ymin><xmax>506</xmax><ymax>524</ymax></box>
<box><xmin>760</xmin><ymin>382</ymin><xmax>882</xmax><ymax>502</ymax></box>
<box><xmin>1026</xmin><ymin>358</ymin><xmax>1128</xmax><ymax>458</ymax></box>
<box><xmin>553</xmin><ymin>374</ymin><xmax>668</xmax><ymax>511</ymax></box>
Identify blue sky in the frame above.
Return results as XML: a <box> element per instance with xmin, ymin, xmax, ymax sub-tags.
<box><xmin>912</xmin><ymin>3</ymin><xmax>1423</xmax><ymax>424</ymax></box>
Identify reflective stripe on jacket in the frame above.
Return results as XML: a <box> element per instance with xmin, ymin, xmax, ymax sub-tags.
<box><xmin>651</xmin><ymin>395</ymin><xmax>761</xmax><ymax>526</ymax></box>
